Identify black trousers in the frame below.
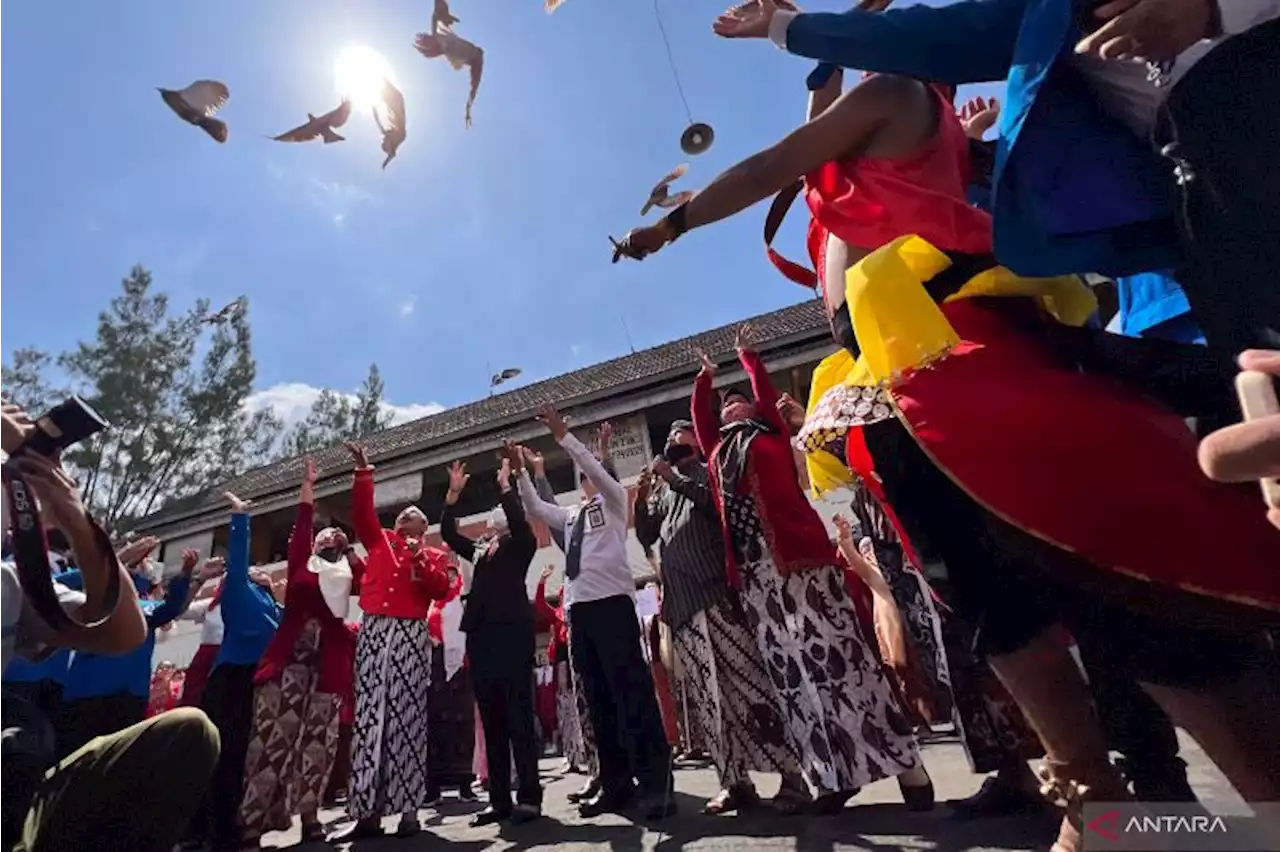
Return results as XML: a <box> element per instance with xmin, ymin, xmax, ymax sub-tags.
<box><xmin>58</xmin><ymin>693</ymin><xmax>147</xmax><ymax>760</ymax></box>
<box><xmin>1160</xmin><ymin>19</ymin><xmax>1280</xmax><ymax>382</ymax></box>
<box><xmin>569</xmin><ymin>594</ymin><xmax>671</xmax><ymax>799</ymax></box>
<box><xmin>188</xmin><ymin>663</ymin><xmax>255</xmax><ymax>848</ymax></box>
<box><xmin>469</xmin><ymin>625</ymin><xmax>542</xmax><ymax>812</ymax></box>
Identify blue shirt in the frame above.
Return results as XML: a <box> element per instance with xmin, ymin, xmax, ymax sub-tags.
<box><xmin>214</xmin><ymin>513</ymin><xmax>280</xmax><ymax>669</ymax></box>
<box><xmin>58</xmin><ymin>570</ymin><xmax>191</xmax><ymax>700</ymax></box>
<box><xmin>1114</xmin><ymin>271</ymin><xmax>1205</xmax><ymax>344</ymax></box>
<box><xmin>3</xmin><ymin>648</ymin><xmax>72</xmax><ymax>686</ymax></box>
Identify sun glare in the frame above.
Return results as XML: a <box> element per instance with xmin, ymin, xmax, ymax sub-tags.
<box><xmin>334</xmin><ymin>45</ymin><xmax>396</xmax><ymax>111</ymax></box>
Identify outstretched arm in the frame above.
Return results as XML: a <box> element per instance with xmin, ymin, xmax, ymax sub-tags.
<box><xmin>345</xmin><ymin>443</ymin><xmax>384</xmax><ymax>552</ymax></box>
<box><xmin>691</xmin><ymin>358</ymin><xmax>721</xmax><ymax>459</ymax></box>
<box><xmin>288</xmin><ymin>459</ymin><xmax>318</xmax><ymax>589</ymax></box>
<box><xmin>518</xmin><ymin>470</ymin><xmax>572</xmax><ymax>530</ymax></box>
<box><xmin>739</xmin><ymin>348</ymin><xmax>787</xmax><ymax>434</ymax></box>
<box><xmin>441</xmin><ymin>460</ymin><xmax>477</xmax><ymax>563</ymax></box>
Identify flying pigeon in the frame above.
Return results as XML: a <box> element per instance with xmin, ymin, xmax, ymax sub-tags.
<box><xmin>490</xmin><ymin>367</ymin><xmax>522</xmax><ymax>387</ymax></box>
<box><xmin>414</xmin><ymin>30</ymin><xmax>485</xmax><ymax>128</ymax></box>
<box><xmin>374</xmin><ymin>79</ymin><xmax>407</xmax><ymax>169</ymax></box>
<box><xmin>271</xmin><ymin>99</ymin><xmax>352</xmax><ymax>144</ymax></box>
<box><xmin>204</xmin><ymin>296</ymin><xmax>246</xmax><ymax>325</ymax></box>
<box><xmin>432</xmin><ymin>0</ymin><xmax>460</xmax><ymax>32</ymax></box>
<box><xmin>158</xmin><ymin>80</ymin><xmax>230</xmax><ymax>143</ymax></box>
<box><xmin>641</xmin><ymin>164</ymin><xmax>693</xmax><ymax>215</ymax></box>
<box><xmin>544</xmin><ymin>0</ymin><xmax>569</xmax><ymax>12</ymax></box>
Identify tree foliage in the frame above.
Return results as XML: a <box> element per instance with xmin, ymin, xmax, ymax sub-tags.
<box><xmin>2</xmin><ymin>265</ymin><xmax>281</xmax><ymax>532</ymax></box>
<box><xmin>282</xmin><ymin>363</ymin><xmax>394</xmax><ymax>457</ymax></box>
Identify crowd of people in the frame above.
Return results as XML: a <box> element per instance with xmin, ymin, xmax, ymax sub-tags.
<box><xmin>4</xmin><ymin>2</ymin><xmax>1280</xmax><ymax>851</ymax></box>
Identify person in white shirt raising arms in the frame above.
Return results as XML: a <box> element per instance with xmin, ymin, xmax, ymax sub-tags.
<box><xmin>516</xmin><ymin>403</ymin><xmax>675</xmax><ymax>820</ymax></box>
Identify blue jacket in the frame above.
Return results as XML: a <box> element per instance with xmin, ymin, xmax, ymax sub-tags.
<box><xmin>58</xmin><ymin>570</ymin><xmax>191</xmax><ymax>700</ymax></box>
<box><xmin>783</xmin><ymin>0</ymin><xmax>1179</xmax><ymax>278</ymax></box>
<box><xmin>3</xmin><ymin>648</ymin><xmax>72</xmax><ymax>686</ymax></box>
<box><xmin>214</xmin><ymin>513</ymin><xmax>280</xmax><ymax>669</ymax></box>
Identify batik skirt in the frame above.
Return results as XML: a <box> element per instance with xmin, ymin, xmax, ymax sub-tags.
<box><xmin>738</xmin><ymin>541</ymin><xmax>921</xmax><ymax>795</ymax></box>
<box><xmin>566</xmin><ymin>630</ymin><xmax>599</xmax><ymax>776</ymax></box>
<box><xmin>672</xmin><ymin>599</ymin><xmax>803</xmax><ymax>790</ymax></box>
<box><xmin>348</xmin><ymin>614</ymin><xmax>433</xmax><ymax>819</ymax></box>
<box><xmin>426</xmin><ymin>644</ymin><xmax>475</xmax><ymax>790</ymax></box>
<box><xmin>556</xmin><ymin>660</ymin><xmax>588</xmax><ymax>769</ymax></box>
<box><xmin>240</xmin><ymin>619</ymin><xmax>341</xmax><ymax>836</ymax></box>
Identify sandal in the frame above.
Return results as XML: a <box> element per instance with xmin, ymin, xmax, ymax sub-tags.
<box><xmin>703</xmin><ymin>785</ymin><xmax>760</xmax><ymax>815</ymax></box>
<box><xmin>812</xmin><ymin>789</ymin><xmax>858</xmax><ymax>816</ymax></box>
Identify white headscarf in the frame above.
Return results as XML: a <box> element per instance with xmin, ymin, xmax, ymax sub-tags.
<box><xmin>487</xmin><ymin>506</ymin><xmax>509</xmax><ymax>535</ymax></box>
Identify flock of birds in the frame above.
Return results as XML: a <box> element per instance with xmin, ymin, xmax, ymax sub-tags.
<box><xmin>157</xmin><ymin>0</ymin><xmax>484</xmax><ymax>169</ymax></box>
<box><xmin>156</xmin><ymin>0</ymin><xmax>709</xmax><ymax>254</ymax></box>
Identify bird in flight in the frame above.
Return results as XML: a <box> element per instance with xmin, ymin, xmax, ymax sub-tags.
<box><xmin>432</xmin><ymin>0</ymin><xmax>460</xmax><ymax>32</ymax></box>
<box><xmin>374</xmin><ymin>79</ymin><xmax>407</xmax><ymax>169</ymax></box>
<box><xmin>414</xmin><ymin>29</ymin><xmax>485</xmax><ymax>128</ymax></box>
<box><xmin>641</xmin><ymin>164</ymin><xmax>693</xmax><ymax>216</ymax></box>
<box><xmin>204</xmin><ymin>297</ymin><xmax>246</xmax><ymax>325</ymax></box>
<box><xmin>271</xmin><ymin>99</ymin><xmax>352</xmax><ymax>144</ymax></box>
<box><xmin>490</xmin><ymin>367</ymin><xmax>522</xmax><ymax>387</ymax></box>
<box><xmin>158</xmin><ymin>80</ymin><xmax>230</xmax><ymax>143</ymax></box>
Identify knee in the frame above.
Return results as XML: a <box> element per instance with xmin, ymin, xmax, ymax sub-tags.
<box><xmin>156</xmin><ymin>707</ymin><xmax>221</xmax><ymax>777</ymax></box>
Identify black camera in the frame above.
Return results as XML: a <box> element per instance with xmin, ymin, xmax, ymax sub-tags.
<box><xmin>19</xmin><ymin>396</ymin><xmax>110</xmax><ymax>457</ymax></box>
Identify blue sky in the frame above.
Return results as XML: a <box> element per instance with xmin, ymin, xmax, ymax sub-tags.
<box><xmin>2</xmin><ymin>0</ymin><xmax>996</xmax><ymax>425</ymax></box>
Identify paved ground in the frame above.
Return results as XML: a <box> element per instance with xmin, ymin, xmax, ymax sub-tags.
<box><xmin>269</xmin><ymin>729</ymin><xmax>1243</xmax><ymax>852</ymax></box>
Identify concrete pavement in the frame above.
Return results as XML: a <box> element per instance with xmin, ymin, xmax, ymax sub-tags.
<box><xmin>271</xmin><ymin>728</ymin><xmax>1242</xmax><ymax>852</ymax></box>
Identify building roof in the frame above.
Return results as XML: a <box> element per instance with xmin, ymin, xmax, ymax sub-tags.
<box><xmin>136</xmin><ymin>297</ymin><xmax>828</xmax><ymax>530</ymax></box>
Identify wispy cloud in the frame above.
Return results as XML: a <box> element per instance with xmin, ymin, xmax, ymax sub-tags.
<box><xmin>398</xmin><ymin>295</ymin><xmax>418</xmax><ymax>318</ymax></box>
<box><xmin>245</xmin><ymin>382</ymin><xmax>444</xmax><ymax>433</ymax></box>
<box><xmin>570</xmin><ymin>344</ymin><xmax>581</xmax><ymax>357</ymax></box>
<box><xmin>305</xmin><ymin>177</ymin><xmax>375</xmax><ymax>226</ymax></box>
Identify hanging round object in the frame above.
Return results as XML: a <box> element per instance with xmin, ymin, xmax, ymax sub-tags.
<box><xmin>680</xmin><ymin>122</ymin><xmax>715</xmax><ymax>155</ymax></box>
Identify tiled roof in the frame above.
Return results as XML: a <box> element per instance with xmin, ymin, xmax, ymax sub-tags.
<box><xmin>137</xmin><ymin>298</ymin><xmax>828</xmax><ymax>528</ymax></box>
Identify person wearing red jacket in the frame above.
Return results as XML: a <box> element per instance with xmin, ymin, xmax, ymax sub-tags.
<box><xmin>329</xmin><ymin>443</ymin><xmax>451</xmax><ymax>843</ymax></box>
<box><xmin>239</xmin><ymin>458</ymin><xmax>361</xmax><ymax>845</ymax></box>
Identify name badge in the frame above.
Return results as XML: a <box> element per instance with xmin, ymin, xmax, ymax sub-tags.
<box><xmin>586</xmin><ymin>504</ymin><xmax>605</xmax><ymax>530</ymax></box>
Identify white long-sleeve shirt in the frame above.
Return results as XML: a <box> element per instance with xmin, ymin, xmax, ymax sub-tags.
<box><xmin>178</xmin><ymin>597</ymin><xmax>224</xmax><ymax>645</ymax></box>
<box><xmin>517</xmin><ymin>432</ymin><xmax>635</xmax><ymax>608</ymax></box>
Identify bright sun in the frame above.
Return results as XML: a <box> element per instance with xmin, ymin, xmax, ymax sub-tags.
<box><xmin>333</xmin><ymin>45</ymin><xmax>396</xmax><ymax>111</ymax></box>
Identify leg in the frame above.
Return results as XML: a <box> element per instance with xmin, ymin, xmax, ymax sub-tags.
<box><xmin>208</xmin><ymin>666</ymin><xmax>256</xmax><ymax>848</ymax></box>
<box><xmin>1074</xmin><ymin>631</ymin><xmax>1192</xmax><ymax>802</ymax></box>
<box><xmin>475</xmin><ymin>677</ymin><xmax>513</xmax><ymax>815</ymax></box>
<box><xmin>506</xmin><ymin>669</ymin><xmax>545</xmax><ymax>814</ymax></box>
<box><xmin>586</xmin><ymin>597</ymin><xmax>673</xmax><ymax>803</ymax></box>
<box><xmin>571</xmin><ymin>603</ymin><xmax>631</xmax><ymax>805</ymax></box>
<box><xmin>22</xmin><ymin>708</ymin><xmax>219</xmax><ymax>852</ymax></box>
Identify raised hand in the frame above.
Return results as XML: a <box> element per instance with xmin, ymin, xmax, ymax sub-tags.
<box><xmin>504</xmin><ymin>440</ymin><xmax>526</xmax><ymax>474</ymax></box>
<box><xmin>610</xmin><ymin>225</ymin><xmax>671</xmax><ymax>263</ymax></box>
<box><xmin>116</xmin><ymin>534</ymin><xmax>161</xmax><ymax>568</ymax></box>
<box><xmin>636</xmin><ymin>464</ymin><xmax>655</xmax><ymax>500</ymax></box>
<box><xmin>540</xmin><ymin>564</ymin><xmax>555</xmax><ymax>581</ymax></box>
<box><xmin>1075</xmin><ymin>0</ymin><xmax>1215</xmax><ymax>63</ymax></box>
<box><xmin>180</xmin><ymin>548</ymin><xmax>200</xmax><ymax>575</ymax></box>
<box><xmin>195</xmin><ymin>557</ymin><xmax>226</xmax><ymax>584</ymax></box>
<box><xmin>224</xmin><ymin>491</ymin><xmax>251</xmax><ymax>514</ymax></box>
<box><xmin>521</xmin><ymin>445</ymin><xmax>546</xmax><ymax>477</ymax></box>
<box><xmin>777</xmin><ymin>392</ymin><xmax>806</xmax><ymax>430</ymax></box>
<box><xmin>735</xmin><ymin>322</ymin><xmax>756</xmax><ymax>353</ymax></box>
<box><xmin>1</xmin><ymin>400</ymin><xmax>36</xmax><ymax>455</ymax></box>
<box><xmin>713</xmin><ymin>0</ymin><xmax>783</xmax><ymax>39</ymax></box>
<box><xmin>832</xmin><ymin>512</ymin><xmax>854</xmax><ymax>541</ymax></box>
<box><xmin>536</xmin><ymin>403</ymin><xmax>569</xmax><ymax>442</ymax></box>
<box><xmin>446</xmin><ymin>461</ymin><xmax>470</xmax><ymax>505</ymax></box>
<box><xmin>693</xmin><ymin>346</ymin><xmax>717</xmax><ymax>377</ymax></box>
<box><xmin>497</xmin><ymin>456</ymin><xmax>513</xmax><ymax>492</ymax></box>
<box><xmin>651</xmin><ymin>455</ymin><xmax>674</xmax><ymax>482</ymax></box>
<box><xmin>598</xmin><ymin>421</ymin><xmax>613</xmax><ymax>458</ymax></box>
<box><xmin>959</xmin><ymin>96</ymin><xmax>1000</xmax><ymax>140</ymax></box>
<box><xmin>303</xmin><ymin>457</ymin><xmax>317</xmax><ymax>486</ymax></box>
<box><xmin>344</xmin><ymin>441</ymin><xmax>371</xmax><ymax>470</ymax></box>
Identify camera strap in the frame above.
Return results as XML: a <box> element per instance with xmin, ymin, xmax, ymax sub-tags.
<box><xmin>1</xmin><ymin>462</ymin><xmax>121</xmax><ymax>633</ymax></box>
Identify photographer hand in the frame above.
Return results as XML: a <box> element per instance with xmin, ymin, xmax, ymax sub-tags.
<box><xmin>116</xmin><ymin>535</ymin><xmax>160</xmax><ymax>569</ymax></box>
<box><xmin>1</xmin><ymin>400</ymin><xmax>36</xmax><ymax>456</ymax></box>
<box><xmin>223</xmin><ymin>491</ymin><xmax>251</xmax><ymax>514</ymax></box>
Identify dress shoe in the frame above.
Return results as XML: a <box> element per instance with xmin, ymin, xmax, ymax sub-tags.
<box><xmin>325</xmin><ymin>819</ymin><xmax>383</xmax><ymax>843</ymax></box>
<box><xmin>510</xmin><ymin>803</ymin><xmax>542</xmax><ymax>824</ymax></box>
<box><xmin>458</xmin><ymin>783</ymin><xmax>479</xmax><ymax>802</ymax></box>
<box><xmin>566</xmin><ymin>777</ymin><xmax>601</xmax><ymax>804</ymax></box>
<box><xmin>578</xmin><ymin>788</ymin><xmax>634</xmax><ymax>818</ymax></box>
<box><xmin>470</xmin><ymin>807</ymin><xmax>511</xmax><ymax>827</ymax></box>
<box><xmin>948</xmin><ymin>769</ymin><xmax>1043</xmax><ymax>820</ymax></box>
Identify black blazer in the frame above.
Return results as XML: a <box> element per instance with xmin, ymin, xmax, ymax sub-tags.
<box><xmin>442</xmin><ymin>487</ymin><xmax>537</xmax><ymax>636</ymax></box>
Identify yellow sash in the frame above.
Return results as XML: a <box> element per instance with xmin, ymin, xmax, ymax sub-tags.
<box><xmin>804</xmin><ymin>235</ymin><xmax>1097</xmax><ymax>496</ymax></box>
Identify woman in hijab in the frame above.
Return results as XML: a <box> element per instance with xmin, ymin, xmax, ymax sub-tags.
<box><xmin>689</xmin><ymin>323</ymin><xmax>933</xmax><ymax>815</ymax></box>
<box><xmin>239</xmin><ymin>458</ymin><xmax>360</xmax><ymax>846</ymax></box>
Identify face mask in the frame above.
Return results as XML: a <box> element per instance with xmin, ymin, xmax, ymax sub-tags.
<box><xmin>663</xmin><ymin>443</ymin><xmax>696</xmax><ymax>465</ymax></box>
<box><xmin>316</xmin><ymin>546</ymin><xmax>345</xmax><ymax>563</ymax></box>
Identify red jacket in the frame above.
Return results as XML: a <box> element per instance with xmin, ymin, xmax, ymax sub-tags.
<box><xmin>693</xmin><ymin>347</ymin><xmax>839</xmax><ymax>587</ymax></box>
<box><xmin>254</xmin><ymin>501</ymin><xmax>360</xmax><ymax>695</ymax></box>
<box><xmin>533</xmin><ymin>578</ymin><xmax>568</xmax><ymax>661</ymax></box>
<box><xmin>352</xmin><ymin>467</ymin><xmax>450</xmax><ymax>619</ymax></box>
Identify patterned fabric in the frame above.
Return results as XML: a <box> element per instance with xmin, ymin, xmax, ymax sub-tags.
<box><xmin>939</xmin><ymin>606</ymin><xmax>1045</xmax><ymax>774</ymax></box>
<box><xmin>348</xmin><ymin>614</ymin><xmax>433</xmax><ymax>818</ymax></box>
<box><xmin>672</xmin><ymin>600</ymin><xmax>803</xmax><ymax>789</ymax></box>
<box><xmin>556</xmin><ymin>660</ymin><xmax>587</xmax><ymax>768</ymax></box>
<box><xmin>674</xmin><ymin>673</ymin><xmax>707</xmax><ymax>754</ymax></box>
<box><xmin>567</xmin><ymin>631</ymin><xmax>599</xmax><ymax>776</ymax></box>
<box><xmin>848</xmin><ymin>483</ymin><xmax>952</xmax><ymax>718</ymax></box>
<box><xmin>738</xmin><ymin>541</ymin><xmax>921</xmax><ymax>795</ymax></box>
<box><xmin>426</xmin><ymin>644</ymin><xmax>475</xmax><ymax>788</ymax></box>
<box><xmin>796</xmin><ymin>383</ymin><xmax>894</xmax><ymax>454</ymax></box>
<box><xmin>239</xmin><ymin>619</ymin><xmax>341</xmax><ymax>836</ymax></box>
